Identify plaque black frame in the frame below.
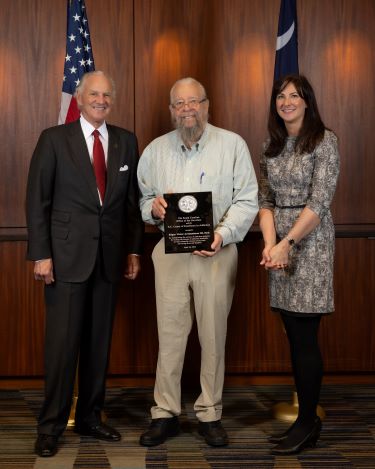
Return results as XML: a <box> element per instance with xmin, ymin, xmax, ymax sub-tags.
<box><xmin>163</xmin><ymin>191</ymin><xmax>214</xmax><ymax>254</ymax></box>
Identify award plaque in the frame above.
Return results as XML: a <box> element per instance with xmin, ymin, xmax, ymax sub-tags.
<box><xmin>163</xmin><ymin>191</ymin><xmax>214</xmax><ymax>254</ymax></box>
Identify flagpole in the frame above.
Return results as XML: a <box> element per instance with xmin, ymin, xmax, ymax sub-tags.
<box><xmin>67</xmin><ymin>368</ymin><xmax>79</xmax><ymax>428</ymax></box>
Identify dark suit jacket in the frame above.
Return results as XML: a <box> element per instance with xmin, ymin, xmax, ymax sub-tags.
<box><xmin>26</xmin><ymin>120</ymin><xmax>143</xmax><ymax>283</ymax></box>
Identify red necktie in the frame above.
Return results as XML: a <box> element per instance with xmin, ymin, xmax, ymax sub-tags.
<box><xmin>92</xmin><ymin>129</ymin><xmax>106</xmax><ymax>202</ymax></box>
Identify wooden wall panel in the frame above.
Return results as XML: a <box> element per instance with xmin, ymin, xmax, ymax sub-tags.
<box><xmin>0</xmin><ymin>242</ymin><xmax>45</xmax><ymax>375</ymax></box>
<box><xmin>134</xmin><ymin>0</ymin><xmax>212</xmax><ymax>151</ymax></box>
<box><xmin>298</xmin><ymin>0</ymin><xmax>375</xmax><ymax>223</ymax></box>
<box><xmin>85</xmin><ymin>0</ymin><xmax>134</xmax><ymax>132</ymax></box>
<box><xmin>99</xmin><ymin>229</ymin><xmax>371</xmax><ymax>376</ymax></box>
<box><xmin>2</xmin><ymin>0</ymin><xmax>374</xmax><ymax>225</ymax></box>
<box><xmin>108</xmin><ymin>234</ymin><xmax>161</xmax><ymax>374</ymax></box>
<box><xmin>107</xmin><ymin>274</ymin><xmax>137</xmax><ymax>374</ymax></box>
<box><xmin>0</xmin><ymin>0</ymin><xmax>65</xmax><ymax>227</ymax></box>
<box><xmin>134</xmin><ymin>0</ymin><xmax>375</xmax><ymax>223</ymax></box>
<box><xmin>226</xmin><ymin>238</ymin><xmax>290</xmax><ymax>372</ymax></box>
<box><xmin>0</xmin><ymin>0</ymin><xmax>133</xmax><ymax>229</ymax></box>
<box><xmin>321</xmin><ymin>238</ymin><xmax>375</xmax><ymax>371</ymax></box>
<box><xmin>134</xmin><ymin>0</ymin><xmax>277</xmax><ymax>158</ymax></box>
<box><xmin>203</xmin><ymin>0</ymin><xmax>278</xmax><ymax>170</ymax></box>
<box><xmin>227</xmin><ymin>236</ymin><xmax>375</xmax><ymax>373</ymax></box>
<box><xmin>1</xmin><ymin>0</ymin><xmax>374</xmax><ymax>379</ymax></box>
<box><xmin>2</xmin><ymin>237</ymin><xmax>374</xmax><ymax>376</ymax></box>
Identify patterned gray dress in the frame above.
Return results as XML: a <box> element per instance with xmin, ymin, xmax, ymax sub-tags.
<box><xmin>258</xmin><ymin>130</ymin><xmax>340</xmax><ymax>315</ymax></box>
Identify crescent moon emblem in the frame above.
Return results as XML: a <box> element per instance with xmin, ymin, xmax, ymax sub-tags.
<box><xmin>276</xmin><ymin>22</ymin><xmax>295</xmax><ymax>51</ymax></box>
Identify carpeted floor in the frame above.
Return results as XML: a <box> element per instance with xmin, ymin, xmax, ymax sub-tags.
<box><xmin>0</xmin><ymin>385</ymin><xmax>374</xmax><ymax>468</ymax></box>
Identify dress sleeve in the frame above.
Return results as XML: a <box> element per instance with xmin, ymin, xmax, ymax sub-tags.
<box><xmin>258</xmin><ymin>146</ymin><xmax>276</xmax><ymax>210</ymax></box>
<box><xmin>306</xmin><ymin>131</ymin><xmax>340</xmax><ymax>219</ymax></box>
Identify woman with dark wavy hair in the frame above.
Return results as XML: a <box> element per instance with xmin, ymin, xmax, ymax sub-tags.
<box><xmin>259</xmin><ymin>75</ymin><xmax>340</xmax><ymax>455</ymax></box>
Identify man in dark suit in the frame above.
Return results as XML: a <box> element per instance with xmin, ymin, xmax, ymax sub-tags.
<box><xmin>26</xmin><ymin>71</ymin><xmax>143</xmax><ymax>457</ymax></box>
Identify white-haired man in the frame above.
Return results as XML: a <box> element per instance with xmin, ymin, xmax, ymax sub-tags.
<box><xmin>138</xmin><ymin>77</ymin><xmax>258</xmax><ymax>447</ymax></box>
<box><xmin>27</xmin><ymin>71</ymin><xmax>143</xmax><ymax>457</ymax></box>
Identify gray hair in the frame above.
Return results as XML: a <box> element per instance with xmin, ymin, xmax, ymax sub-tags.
<box><xmin>74</xmin><ymin>70</ymin><xmax>116</xmax><ymax>99</ymax></box>
<box><xmin>170</xmin><ymin>77</ymin><xmax>207</xmax><ymax>103</ymax></box>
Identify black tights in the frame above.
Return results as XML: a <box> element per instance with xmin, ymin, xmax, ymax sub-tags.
<box><xmin>280</xmin><ymin>312</ymin><xmax>323</xmax><ymax>434</ymax></box>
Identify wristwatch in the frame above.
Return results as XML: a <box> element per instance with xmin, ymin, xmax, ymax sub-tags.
<box><xmin>285</xmin><ymin>236</ymin><xmax>295</xmax><ymax>246</ymax></box>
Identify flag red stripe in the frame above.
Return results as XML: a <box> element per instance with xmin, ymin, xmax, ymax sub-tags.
<box><xmin>65</xmin><ymin>97</ymin><xmax>80</xmax><ymax>124</ymax></box>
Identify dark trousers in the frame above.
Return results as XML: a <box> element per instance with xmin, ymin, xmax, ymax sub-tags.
<box><xmin>38</xmin><ymin>253</ymin><xmax>118</xmax><ymax>436</ymax></box>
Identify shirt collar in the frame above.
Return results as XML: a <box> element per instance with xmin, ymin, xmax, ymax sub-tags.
<box><xmin>80</xmin><ymin>115</ymin><xmax>108</xmax><ymax>141</ymax></box>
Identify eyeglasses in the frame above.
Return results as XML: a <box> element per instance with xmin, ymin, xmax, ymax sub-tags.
<box><xmin>171</xmin><ymin>97</ymin><xmax>207</xmax><ymax>110</ymax></box>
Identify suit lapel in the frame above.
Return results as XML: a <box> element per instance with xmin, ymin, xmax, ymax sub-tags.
<box><xmin>104</xmin><ymin>125</ymin><xmax>121</xmax><ymax>206</ymax></box>
<box><xmin>67</xmin><ymin>120</ymin><xmax>100</xmax><ymax>206</ymax></box>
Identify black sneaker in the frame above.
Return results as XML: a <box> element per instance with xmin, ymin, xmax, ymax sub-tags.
<box><xmin>139</xmin><ymin>417</ymin><xmax>179</xmax><ymax>446</ymax></box>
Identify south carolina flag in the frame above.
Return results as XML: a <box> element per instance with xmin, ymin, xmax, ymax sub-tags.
<box><xmin>58</xmin><ymin>0</ymin><xmax>95</xmax><ymax>124</ymax></box>
<box><xmin>274</xmin><ymin>0</ymin><xmax>299</xmax><ymax>81</ymax></box>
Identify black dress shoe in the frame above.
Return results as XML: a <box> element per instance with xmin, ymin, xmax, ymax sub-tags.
<box><xmin>139</xmin><ymin>417</ymin><xmax>179</xmax><ymax>446</ymax></box>
<box><xmin>268</xmin><ymin>420</ymin><xmax>297</xmax><ymax>444</ymax></box>
<box><xmin>74</xmin><ymin>422</ymin><xmax>121</xmax><ymax>441</ymax></box>
<box><xmin>271</xmin><ymin>417</ymin><xmax>322</xmax><ymax>455</ymax></box>
<box><xmin>198</xmin><ymin>420</ymin><xmax>228</xmax><ymax>447</ymax></box>
<box><xmin>35</xmin><ymin>434</ymin><xmax>58</xmax><ymax>457</ymax></box>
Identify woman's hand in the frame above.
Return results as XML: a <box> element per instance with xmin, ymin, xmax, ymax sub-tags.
<box><xmin>267</xmin><ymin>239</ymin><xmax>290</xmax><ymax>270</ymax></box>
<box><xmin>260</xmin><ymin>243</ymin><xmax>275</xmax><ymax>269</ymax></box>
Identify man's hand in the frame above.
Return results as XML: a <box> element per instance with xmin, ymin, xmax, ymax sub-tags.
<box><xmin>34</xmin><ymin>258</ymin><xmax>54</xmax><ymax>284</ymax></box>
<box><xmin>193</xmin><ymin>232</ymin><xmax>223</xmax><ymax>258</ymax></box>
<box><xmin>124</xmin><ymin>254</ymin><xmax>141</xmax><ymax>280</ymax></box>
<box><xmin>151</xmin><ymin>196</ymin><xmax>168</xmax><ymax>220</ymax></box>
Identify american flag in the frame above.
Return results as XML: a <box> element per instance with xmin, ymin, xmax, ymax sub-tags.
<box><xmin>58</xmin><ymin>0</ymin><xmax>95</xmax><ymax>124</ymax></box>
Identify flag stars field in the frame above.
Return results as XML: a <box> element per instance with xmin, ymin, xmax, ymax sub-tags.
<box><xmin>58</xmin><ymin>0</ymin><xmax>95</xmax><ymax>124</ymax></box>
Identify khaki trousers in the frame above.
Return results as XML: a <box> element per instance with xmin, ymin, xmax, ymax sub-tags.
<box><xmin>150</xmin><ymin>238</ymin><xmax>238</xmax><ymax>422</ymax></box>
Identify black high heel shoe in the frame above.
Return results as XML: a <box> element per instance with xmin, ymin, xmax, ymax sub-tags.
<box><xmin>268</xmin><ymin>420</ymin><xmax>297</xmax><ymax>444</ymax></box>
<box><xmin>271</xmin><ymin>417</ymin><xmax>322</xmax><ymax>455</ymax></box>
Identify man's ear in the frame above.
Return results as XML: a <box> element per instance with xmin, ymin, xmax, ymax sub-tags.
<box><xmin>75</xmin><ymin>92</ymin><xmax>82</xmax><ymax>107</ymax></box>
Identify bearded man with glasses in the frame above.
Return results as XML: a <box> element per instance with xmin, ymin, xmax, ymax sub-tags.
<box><xmin>137</xmin><ymin>77</ymin><xmax>258</xmax><ymax>447</ymax></box>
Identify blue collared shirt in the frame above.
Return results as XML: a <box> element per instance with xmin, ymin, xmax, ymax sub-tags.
<box><xmin>137</xmin><ymin>123</ymin><xmax>259</xmax><ymax>246</ymax></box>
